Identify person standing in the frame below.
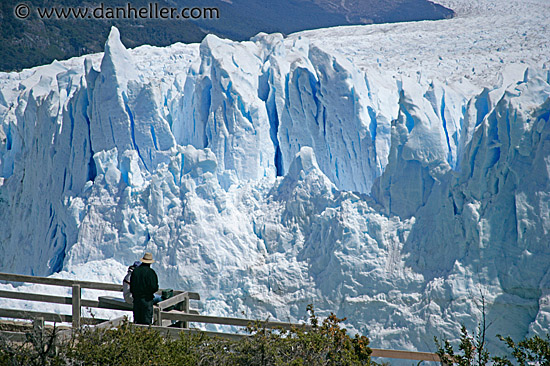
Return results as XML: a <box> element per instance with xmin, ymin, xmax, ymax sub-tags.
<box><xmin>122</xmin><ymin>261</ymin><xmax>141</xmax><ymax>305</ymax></box>
<box><xmin>130</xmin><ymin>252</ymin><xmax>159</xmax><ymax>325</ymax></box>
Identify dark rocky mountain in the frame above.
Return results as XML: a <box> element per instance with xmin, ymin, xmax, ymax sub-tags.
<box><xmin>312</xmin><ymin>0</ymin><xmax>454</xmax><ymax>24</ymax></box>
<box><xmin>0</xmin><ymin>0</ymin><xmax>207</xmax><ymax>72</ymax></box>
<box><xmin>186</xmin><ymin>0</ymin><xmax>454</xmax><ymax>40</ymax></box>
<box><xmin>0</xmin><ymin>0</ymin><xmax>453</xmax><ymax>71</ymax></box>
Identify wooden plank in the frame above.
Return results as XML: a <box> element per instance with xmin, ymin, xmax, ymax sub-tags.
<box><xmin>0</xmin><ymin>272</ymin><xmax>123</xmax><ymax>291</ymax></box>
<box><xmin>0</xmin><ymin>289</ymin><xmax>99</xmax><ymax>308</ymax></box>
<box><xmin>80</xmin><ymin>317</ymin><xmax>108</xmax><ymax>325</ymax></box>
<box><xmin>80</xmin><ymin>299</ymin><xmax>100</xmax><ymax>308</ymax></box>
<box><xmin>72</xmin><ymin>284</ymin><xmax>81</xmax><ymax>329</ymax></box>
<box><xmin>182</xmin><ymin>294</ymin><xmax>190</xmax><ymax>328</ymax></box>
<box><xmin>0</xmin><ymin>330</ymin><xmax>27</xmax><ymax>343</ymax></box>
<box><xmin>187</xmin><ymin>292</ymin><xmax>200</xmax><ymax>301</ymax></box>
<box><xmin>160</xmin><ymin>312</ymin><xmax>311</xmax><ymax>331</ymax></box>
<box><xmin>0</xmin><ymin>273</ymin><xmax>199</xmax><ymax>300</ymax></box>
<box><xmin>157</xmin><ymin>292</ymin><xmax>189</xmax><ymax>311</ymax></box>
<box><xmin>98</xmin><ymin>296</ymin><xmax>133</xmax><ymax>311</ymax></box>
<box><xmin>0</xmin><ymin>289</ymin><xmax>70</xmax><ymax>304</ymax></box>
<box><xmin>161</xmin><ymin>319</ymin><xmax>172</xmax><ymax>327</ymax></box>
<box><xmin>154</xmin><ymin>306</ymin><xmax>161</xmax><ymax>326</ymax></box>
<box><xmin>370</xmin><ymin>348</ymin><xmax>440</xmax><ymax>362</ymax></box>
<box><xmin>94</xmin><ymin>316</ymin><xmax>128</xmax><ymax>329</ymax></box>
<box><xmin>0</xmin><ymin>308</ymin><xmax>106</xmax><ymax>325</ymax></box>
<box><xmin>33</xmin><ymin>317</ymin><xmax>44</xmax><ymax>336</ymax></box>
<box><xmin>172</xmin><ymin>290</ymin><xmax>200</xmax><ymax>300</ymax></box>
<box><xmin>133</xmin><ymin>324</ymin><xmax>249</xmax><ymax>341</ymax></box>
<box><xmin>0</xmin><ymin>308</ymin><xmax>72</xmax><ymax>323</ymax></box>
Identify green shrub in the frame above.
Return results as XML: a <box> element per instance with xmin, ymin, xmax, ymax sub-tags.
<box><xmin>435</xmin><ymin>325</ymin><xmax>489</xmax><ymax>366</ymax></box>
<box><xmin>228</xmin><ymin>304</ymin><xmax>372</xmax><ymax>365</ymax></box>
<box><xmin>493</xmin><ymin>334</ymin><xmax>550</xmax><ymax>366</ymax></box>
<box><xmin>66</xmin><ymin>321</ymin><xmax>185</xmax><ymax>365</ymax></box>
<box><xmin>0</xmin><ymin>306</ymin><xmax>372</xmax><ymax>366</ymax></box>
<box><xmin>435</xmin><ymin>326</ymin><xmax>550</xmax><ymax>366</ymax></box>
<box><xmin>0</xmin><ymin>323</ymin><xmax>66</xmax><ymax>366</ymax></box>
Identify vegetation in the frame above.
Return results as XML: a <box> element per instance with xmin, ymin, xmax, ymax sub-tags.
<box><xmin>434</xmin><ymin>292</ymin><xmax>550</xmax><ymax>365</ymax></box>
<box><xmin>493</xmin><ymin>334</ymin><xmax>550</xmax><ymax>366</ymax></box>
<box><xmin>0</xmin><ymin>305</ymin><xmax>372</xmax><ymax>365</ymax></box>
<box><xmin>435</xmin><ymin>327</ymin><xmax>550</xmax><ymax>366</ymax></box>
<box><xmin>2</xmin><ymin>300</ymin><xmax>549</xmax><ymax>365</ymax></box>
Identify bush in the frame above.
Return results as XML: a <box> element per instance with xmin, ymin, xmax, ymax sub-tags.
<box><xmin>435</xmin><ymin>326</ymin><xmax>550</xmax><ymax>366</ymax></box>
<box><xmin>435</xmin><ymin>325</ymin><xmax>489</xmax><ymax>366</ymax></box>
<box><xmin>65</xmin><ymin>321</ymin><xmax>197</xmax><ymax>365</ymax></box>
<box><xmin>0</xmin><ymin>306</ymin><xmax>372</xmax><ymax>366</ymax></box>
<box><xmin>227</xmin><ymin>304</ymin><xmax>372</xmax><ymax>365</ymax></box>
<box><xmin>0</xmin><ymin>322</ymin><xmax>66</xmax><ymax>366</ymax></box>
<box><xmin>493</xmin><ymin>334</ymin><xmax>550</xmax><ymax>366</ymax></box>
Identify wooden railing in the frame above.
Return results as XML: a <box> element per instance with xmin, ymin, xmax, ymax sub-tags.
<box><xmin>0</xmin><ymin>272</ymin><xmax>442</xmax><ymax>362</ymax></box>
<box><xmin>0</xmin><ymin>272</ymin><xmax>125</xmax><ymax>328</ymax></box>
<box><xmin>0</xmin><ymin>272</ymin><xmax>199</xmax><ymax>331</ymax></box>
<box><xmin>143</xmin><ymin>310</ymin><xmax>441</xmax><ymax>361</ymax></box>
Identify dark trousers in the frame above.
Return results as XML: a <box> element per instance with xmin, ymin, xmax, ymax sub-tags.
<box><xmin>133</xmin><ymin>297</ymin><xmax>154</xmax><ymax>325</ymax></box>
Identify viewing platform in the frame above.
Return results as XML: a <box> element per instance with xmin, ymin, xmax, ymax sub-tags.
<box><xmin>0</xmin><ymin>272</ymin><xmax>441</xmax><ymax>362</ymax></box>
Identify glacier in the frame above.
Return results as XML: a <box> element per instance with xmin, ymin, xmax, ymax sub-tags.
<box><xmin>1</xmin><ymin>0</ymin><xmax>550</xmax><ymax>356</ymax></box>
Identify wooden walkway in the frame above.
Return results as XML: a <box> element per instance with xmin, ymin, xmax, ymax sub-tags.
<box><xmin>0</xmin><ymin>272</ymin><xmax>441</xmax><ymax>362</ymax></box>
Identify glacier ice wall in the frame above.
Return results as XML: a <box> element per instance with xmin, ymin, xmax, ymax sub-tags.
<box><xmin>1</xmin><ymin>26</ymin><xmax>550</xmax><ymax>353</ymax></box>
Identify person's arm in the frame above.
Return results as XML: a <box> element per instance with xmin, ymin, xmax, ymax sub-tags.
<box><xmin>153</xmin><ymin>271</ymin><xmax>159</xmax><ymax>293</ymax></box>
<box><xmin>130</xmin><ymin>273</ymin><xmax>135</xmax><ymax>295</ymax></box>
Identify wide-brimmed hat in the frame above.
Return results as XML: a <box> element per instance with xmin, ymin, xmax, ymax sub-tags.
<box><xmin>140</xmin><ymin>252</ymin><xmax>155</xmax><ymax>264</ymax></box>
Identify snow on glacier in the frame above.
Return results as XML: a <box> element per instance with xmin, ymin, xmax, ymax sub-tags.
<box><xmin>1</xmin><ymin>0</ymin><xmax>550</xmax><ymax>356</ymax></box>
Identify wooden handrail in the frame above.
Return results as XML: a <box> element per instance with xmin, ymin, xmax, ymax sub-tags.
<box><xmin>0</xmin><ymin>272</ymin><xmax>200</xmax><ymax>299</ymax></box>
<box><xmin>0</xmin><ymin>289</ymin><xmax>99</xmax><ymax>308</ymax></box>
<box><xmin>94</xmin><ymin>316</ymin><xmax>127</xmax><ymax>329</ymax></box>
<box><xmin>0</xmin><ymin>272</ymin><xmax>200</xmax><ymax>330</ymax></box>
<box><xmin>157</xmin><ymin>292</ymin><xmax>192</xmax><ymax>311</ymax></box>
<box><xmin>133</xmin><ymin>324</ymin><xmax>250</xmax><ymax>342</ymax></box>
<box><xmin>160</xmin><ymin>311</ymin><xmax>312</xmax><ymax>331</ymax></box>
<box><xmin>0</xmin><ymin>272</ymin><xmax>122</xmax><ymax>291</ymax></box>
<box><xmin>371</xmin><ymin>348</ymin><xmax>440</xmax><ymax>362</ymax></box>
<box><xmin>0</xmin><ymin>308</ymin><xmax>103</xmax><ymax>325</ymax></box>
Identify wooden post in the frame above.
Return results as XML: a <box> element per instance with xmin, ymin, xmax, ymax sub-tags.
<box><xmin>72</xmin><ymin>284</ymin><xmax>81</xmax><ymax>329</ymax></box>
<box><xmin>153</xmin><ymin>306</ymin><xmax>161</xmax><ymax>326</ymax></box>
<box><xmin>33</xmin><ymin>317</ymin><xmax>44</xmax><ymax>338</ymax></box>
<box><xmin>182</xmin><ymin>294</ymin><xmax>190</xmax><ymax>328</ymax></box>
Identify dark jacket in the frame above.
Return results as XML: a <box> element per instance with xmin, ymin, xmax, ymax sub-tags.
<box><xmin>130</xmin><ymin>264</ymin><xmax>159</xmax><ymax>301</ymax></box>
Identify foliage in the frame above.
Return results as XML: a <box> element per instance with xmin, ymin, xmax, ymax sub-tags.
<box><xmin>435</xmin><ymin>325</ymin><xmax>490</xmax><ymax>366</ymax></box>
<box><xmin>433</xmin><ymin>288</ymin><xmax>550</xmax><ymax>366</ymax></box>
<box><xmin>0</xmin><ymin>321</ymin><xmax>66</xmax><ymax>366</ymax></box>
<box><xmin>435</xmin><ymin>292</ymin><xmax>490</xmax><ymax>366</ymax></box>
<box><xmin>493</xmin><ymin>334</ymin><xmax>550</xmax><ymax>366</ymax></box>
<box><xmin>435</xmin><ymin>319</ymin><xmax>550</xmax><ymax>366</ymax></box>
<box><xmin>2</xmin><ymin>306</ymin><xmax>549</xmax><ymax>366</ymax></box>
<box><xmin>436</xmin><ymin>329</ymin><xmax>550</xmax><ymax>366</ymax></box>
<box><xmin>0</xmin><ymin>306</ymin><xmax>372</xmax><ymax>366</ymax></box>
<box><xmin>64</xmin><ymin>321</ymin><xmax>205</xmax><ymax>365</ymax></box>
<box><xmin>228</xmin><ymin>304</ymin><xmax>372</xmax><ymax>365</ymax></box>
